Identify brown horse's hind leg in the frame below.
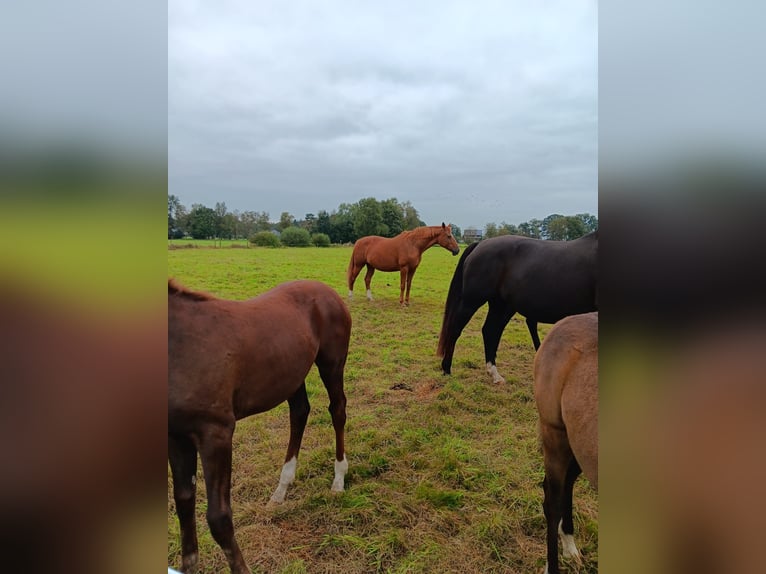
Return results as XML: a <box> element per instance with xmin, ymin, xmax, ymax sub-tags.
<box><xmin>542</xmin><ymin>425</ymin><xmax>575</xmax><ymax>574</ymax></box>
<box><xmin>169</xmin><ymin>434</ymin><xmax>200</xmax><ymax>574</ymax></box>
<box><xmin>198</xmin><ymin>422</ymin><xmax>250</xmax><ymax>574</ymax></box>
<box><xmin>270</xmin><ymin>384</ymin><xmax>310</xmax><ymax>504</ymax></box>
<box><xmin>316</xmin><ymin>357</ymin><xmax>348</xmax><ymax>492</ymax></box>
<box><xmin>364</xmin><ymin>265</ymin><xmax>375</xmax><ymax>300</ymax></box>
<box><xmin>559</xmin><ymin>458</ymin><xmax>583</xmax><ymax>560</ymax></box>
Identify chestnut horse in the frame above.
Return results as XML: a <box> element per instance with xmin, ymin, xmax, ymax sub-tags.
<box><xmin>534</xmin><ymin>312</ymin><xmax>598</xmax><ymax>574</ymax></box>
<box><xmin>168</xmin><ymin>279</ymin><xmax>352</xmax><ymax>574</ymax></box>
<box><xmin>347</xmin><ymin>223</ymin><xmax>460</xmax><ymax>306</ymax></box>
<box><xmin>437</xmin><ymin>231</ymin><xmax>597</xmax><ymax>383</ymax></box>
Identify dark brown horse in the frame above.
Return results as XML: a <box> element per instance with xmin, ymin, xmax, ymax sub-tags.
<box><xmin>534</xmin><ymin>312</ymin><xmax>598</xmax><ymax>574</ymax></box>
<box><xmin>347</xmin><ymin>223</ymin><xmax>460</xmax><ymax>306</ymax></box>
<box><xmin>437</xmin><ymin>231</ymin><xmax>597</xmax><ymax>383</ymax></box>
<box><xmin>168</xmin><ymin>279</ymin><xmax>352</xmax><ymax>574</ymax></box>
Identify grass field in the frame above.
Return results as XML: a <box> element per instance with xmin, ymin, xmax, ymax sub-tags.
<box><xmin>168</xmin><ymin>244</ymin><xmax>598</xmax><ymax>573</ymax></box>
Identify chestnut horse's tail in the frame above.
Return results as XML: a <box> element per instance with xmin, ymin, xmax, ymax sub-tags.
<box><xmin>437</xmin><ymin>241</ymin><xmax>479</xmax><ymax>357</ymax></box>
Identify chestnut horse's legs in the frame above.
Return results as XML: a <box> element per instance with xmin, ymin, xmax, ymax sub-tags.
<box><xmin>398</xmin><ymin>267</ymin><xmax>408</xmax><ymax>305</ymax></box>
<box><xmin>169</xmin><ymin>434</ymin><xmax>200</xmax><ymax>574</ymax></box>
<box><xmin>481</xmin><ymin>301</ymin><xmax>516</xmax><ymax>384</ymax></box>
<box><xmin>403</xmin><ymin>265</ymin><xmax>417</xmax><ymax>306</ymax></box>
<box><xmin>542</xmin><ymin>425</ymin><xmax>576</xmax><ymax>574</ymax></box>
<box><xmin>316</xmin><ymin>356</ymin><xmax>348</xmax><ymax>493</ymax></box>
<box><xmin>363</xmin><ymin>265</ymin><xmax>375</xmax><ymax>300</ymax></box>
<box><xmin>348</xmin><ymin>260</ymin><xmax>364</xmax><ymax>299</ymax></box>
<box><xmin>526</xmin><ymin>317</ymin><xmax>542</xmax><ymax>350</ymax></box>
<box><xmin>198</xmin><ymin>422</ymin><xmax>250</xmax><ymax>574</ymax></box>
<box><xmin>270</xmin><ymin>384</ymin><xmax>310</xmax><ymax>504</ymax></box>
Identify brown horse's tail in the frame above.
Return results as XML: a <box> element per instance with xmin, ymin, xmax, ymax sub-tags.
<box><xmin>437</xmin><ymin>241</ymin><xmax>479</xmax><ymax>357</ymax></box>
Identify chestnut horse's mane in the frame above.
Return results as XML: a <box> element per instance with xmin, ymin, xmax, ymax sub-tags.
<box><xmin>400</xmin><ymin>225</ymin><xmax>444</xmax><ymax>239</ymax></box>
<box><xmin>168</xmin><ymin>278</ymin><xmax>217</xmax><ymax>301</ymax></box>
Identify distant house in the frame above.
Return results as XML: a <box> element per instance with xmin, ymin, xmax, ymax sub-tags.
<box><xmin>463</xmin><ymin>228</ymin><xmax>483</xmax><ymax>243</ymax></box>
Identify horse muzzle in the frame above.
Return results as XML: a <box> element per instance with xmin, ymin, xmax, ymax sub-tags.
<box><xmin>452</xmin><ymin>248</ymin><xmax>459</xmax><ymax>255</ymax></box>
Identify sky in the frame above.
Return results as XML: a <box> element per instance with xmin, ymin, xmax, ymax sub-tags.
<box><xmin>169</xmin><ymin>0</ymin><xmax>597</xmax><ymax>230</ymax></box>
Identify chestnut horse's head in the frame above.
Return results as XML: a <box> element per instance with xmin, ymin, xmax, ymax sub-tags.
<box><xmin>438</xmin><ymin>222</ymin><xmax>460</xmax><ymax>256</ymax></box>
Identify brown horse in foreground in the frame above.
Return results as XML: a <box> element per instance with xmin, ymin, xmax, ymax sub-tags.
<box><xmin>168</xmin><ymin>279</ymin><xmax>352</xmax><ymax>574</ymax></box>
<box><xmin>348</xmin><ymin>223</ymin><xmax>460</xmax><ymax>305</ymax></box>
<box><xmin>534</xmin><ymin>312</ymin><xmax>598</xmax><ymax>574</ymax></box>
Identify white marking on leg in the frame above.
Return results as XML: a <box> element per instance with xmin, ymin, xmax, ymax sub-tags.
<box><xmin>331</xmin><ymin>455</ymin><xmax>348</xmax><ymax>492</ymax></box>
<box><xmin>348</xmin><ymin>290</ymin><xmax>353</xmax><ymax>299</ymax></box>
<box><xmin>366</xmin><ymin>289</ymin><xmax>373</xmax><ymax>301</ymax></box>
<box><xmin>269</xmin><ymin>456</ymin><xmax>297</xmax><ymax>504</ymax></box>
<box><xmin>559</xmin><ymin>519</ymin><xmax>581</xmax><ymax>559</ymax></box>
<box><xmin>190</xmin><ymin>474</ymin><xmax>196</xmax><ymax>486</ymax></box>
<box><xmin>543</xmin><ymin>563</ymin><xmax>550</xmax><ymax>574</ymax></box>
<box><xmin>486</xmin><ymin>362</ymin><xmax>505</xmax><ymax>384</ymax></box>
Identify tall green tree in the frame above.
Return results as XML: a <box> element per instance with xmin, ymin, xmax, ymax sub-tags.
<box><xmin>278</xmin><ymin>212</ymin><xmax>295</xmax><ymax>231</ymax></box>
<box><xmin>353</xmin><ymin>197</ymin><xmax>386</xmax><ymax>238</ymax></box>
<box><xmin>401</xmin><ymin>200</ymin><xmax>424</xmax><ymax>229</ymax></box>
<box><xmin>518</xmin><ymin>219</ymin><xmax>543</xmax><ymax>238</ymax></box>
<box><xmin>187</xmin><ymin>204</ymin><xmax>217</xmax><ymax>239</ymax></box>
<box><xmin>484</xmin><ymin>222</ymin><xmax>499</xmax><ymax>238</ymax></box>
<box><xmin>380</xmin><ymin>198</ymin><xmax>405</xmax><ymax>237</ymax></box>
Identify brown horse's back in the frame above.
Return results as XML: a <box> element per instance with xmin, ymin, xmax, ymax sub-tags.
<box><xmin>534</xmin><ymin>312</ymin><xmax>598</xmax><ymax>488</ymax></box>
<box><xmin>169</xmin><ymin>280</ymin><xmax>351</xmax><ymax>426</ymax></box>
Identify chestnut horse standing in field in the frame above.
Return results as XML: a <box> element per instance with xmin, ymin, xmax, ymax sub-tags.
<box><xmin>437</xmin><ymin>231</ymin><xmax>597</xmax><ymax>383</ymax></box>
<box><xmin>168</xmin><ymin>279</ymin><xmax>352</xmax><ymax>574</ymax></box>
<box><xmin>347</xmin><ymin>223</ymin><xmax>460</xmax><ymax>305</ymax></box>
<box><xmin>534</xmin><ymin>312</ymin><xmax>598</xmax><ymax>574</ymax></box>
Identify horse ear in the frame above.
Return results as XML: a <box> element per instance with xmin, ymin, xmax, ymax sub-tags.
<box><xmin>442</xmin><ymin>222</ymin><xmax>446</xmax><ymax>229</ymax></box>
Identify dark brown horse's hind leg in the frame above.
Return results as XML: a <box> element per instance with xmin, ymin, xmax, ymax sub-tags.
<box><xmin>481</xmin><ymin>302</ymin><xmax>515</xmax><ymax>384</ymax></box>
<box><xmin>441</xmin><ymin>300</ymin><xmax>482</xmax><ymax>374</ymax></box>
<box><xmin>316</xmin><ymin>356</ymin><xmax>348</xmax><ymax>492</ymax></box>
<box><xmin>270</xmin><ymin>384</ymin><xmax>310</xmax><ymax>504</ymax></box>
<box><xmin>198</xmin><ymin>422</ymin><xmax>250</xmax><ymax>574</ymax></box>
<box><xmin>526</xmin><ymin>317</ymin><xmax>541</xmax><ymax>349</ymax></box>
<box><xmin>169</xmin><ymin>434</ymin><xmax>200</xmax><ymax>574</ymax></box>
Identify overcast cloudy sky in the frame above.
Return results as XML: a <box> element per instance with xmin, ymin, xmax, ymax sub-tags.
<box><xmin>169</xmin><ymin>0</ymin><xmax>596</xmax><ymax>229</ymax></box>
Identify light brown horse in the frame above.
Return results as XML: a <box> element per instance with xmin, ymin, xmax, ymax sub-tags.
<box><xmin>168</xmin><ymin>279</ymin><xmax>352</xmax><ymax>574</ymax></box>
<box><xmin>347</xmin><ymin>223</ymin><xmax>460</xmax><ymax>305</ymax></box>
<box><xmin>534</xmin><ymin>312</ymin><xmax>598</xmax><ymax>574</ymax></box>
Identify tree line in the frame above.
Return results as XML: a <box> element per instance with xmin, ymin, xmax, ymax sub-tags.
<box><xmin>168</xmin><ymin>194</ymin><xmax>597</xmax><ymax>243</ymax></box>
<box><xmin>167</xmin><ymin>196</ymin><xmax>426</xmax><ymax>243</ymax></box>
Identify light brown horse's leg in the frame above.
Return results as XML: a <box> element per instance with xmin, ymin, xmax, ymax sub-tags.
<box><xmin>198</xmin><ymin>422</ymin><xmax>250</xmax><ymax>574</ymax></box>
<box><xmin>398</xmin><ymin>267</ymin><xmax>408</xmax><ymax>305</ymax></box>
<box><xmin>404</xmin><ymin>265</ymin><xmax>417</xmax><ymax>305</ymax></box>
<box><xmin>348</xmin><ymin>260</ymin><xmax>363</xmax><ymax>299</ymax></box>
<box><xmin>316</xmin><ymin>357</ymin><xmax>348</xmax><ymax>493</ymax></box>
<box><xmin>169</xmin><ymin>434</ymin><xmax>200</xmax><ymax>574</ymax></box>
<box><xmin>364</xmin><ymin>265</ymin><xmax>375</xmax><ymax>300</ymax></box>
<box><xmin>270</xmin><ymin>384</ymin><xmax>310</xmax><ymax>504</ymax></box>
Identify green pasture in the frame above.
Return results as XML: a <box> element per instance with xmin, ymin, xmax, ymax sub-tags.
<box><xmin>168</xmin><ymin>244</ymin><xmax>598</xmax><ymax>573</ymax></box>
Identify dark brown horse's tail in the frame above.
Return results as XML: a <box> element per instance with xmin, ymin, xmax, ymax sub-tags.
<box><xmin>437</xmin><ymin>241</ymin><xmax>479</xmax><ymax>357</ymax></box>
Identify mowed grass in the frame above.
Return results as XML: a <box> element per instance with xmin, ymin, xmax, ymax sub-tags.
<box><xmin>168</xmin><ymin>245</ymin><xmax>598</xmax><ymax>573</ymax></box>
